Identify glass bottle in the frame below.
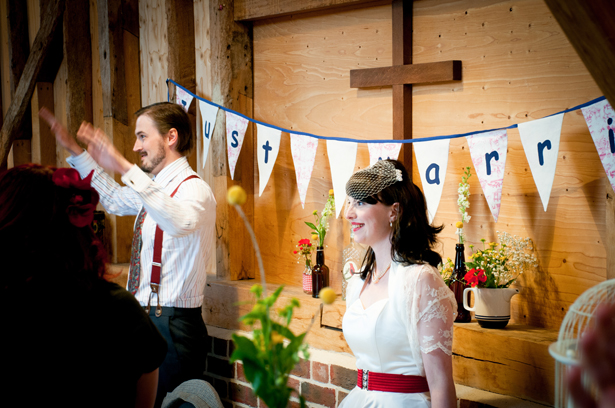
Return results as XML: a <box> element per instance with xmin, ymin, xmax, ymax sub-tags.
<box><xmin>450</xmin><ymin>243</ymin><xmax>472</xmax><ymax>322</ymax></box>
<box><xmin>342</xmin><ymin>229</ymin><xmax>366</xmax><ymax>301</ymax></box>
<box><xmin>311</xmin><ymin>247</ymin><xmax>329</xmax><ymax>298</ymax></box>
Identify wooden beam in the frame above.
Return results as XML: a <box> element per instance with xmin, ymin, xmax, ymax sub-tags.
<box><xmin>166</xmin><ymin>0</ymin><xmax>197</xmax><ymax>170</ymax></box>
<box><xmin>392</xmin><ymin>0</ymin><xmax>412</xmax><ymax>175</ymax></box>
<box><xmin>96</xmin><ymin>0</ymin><xmax>139</xmax><ymax>263</ymax></box>
<box><xmin>543</xmin><ymin>0</ymin><xmax>615</xmax><ymax>108</ymax></box>
<box><xmin>36</xmin><ymin>0</ymin><xmax>65</xmax><ymax>83</ymax></box>
<box><xmin>350</xmin><ymin>60</ymin><xmax>462</xmax><ymax>88</ymax></box>
<box><xmin>30</xmin><ymin>82</ymin><xmax>56</xmax><ymax>166</ymax></box>
<box><xmin>0</xmin><ymin>0</ymin><xmax>65</xmax><ymax>167</ymax></box>
<box><xmin>64</xmin><ymin>0</ymin><xmax>93</xmax><ymax>136</ymax></box>
<box><xmin>210</xmin><ymin>0</ymin><xmax>255</xmax><ymax>280</ymax></box>
<box><xmin>98</xmin><ymin>0</ymin><xmax>128</xmax><ymax>125</ymax></box>
<box><xmin>7</xmin><ymin>0</ymin><xmax>32</xmax><ymax>164</ymax></box>
<box><xmin>234</xmin><ymin>0</ymin><xmax>387</xmax><ymax>22</ymax></box>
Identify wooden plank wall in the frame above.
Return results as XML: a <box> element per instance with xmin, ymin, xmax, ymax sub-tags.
<box><xmin>251</xmin><ymin>0</ymin><xmax>605</xmax><ymax>332</ymax></box>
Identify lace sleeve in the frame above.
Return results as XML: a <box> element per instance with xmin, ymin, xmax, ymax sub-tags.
<box><xmin>415</xmin><ymin>265</ymin><xmax>457</xmax><ymax>356</ymax></box>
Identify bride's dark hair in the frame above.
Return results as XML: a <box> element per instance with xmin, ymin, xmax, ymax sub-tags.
<box><xmin>358</xmin><ymin>160</ymin><xmax>443</xmax><ymax>280</ymax></box>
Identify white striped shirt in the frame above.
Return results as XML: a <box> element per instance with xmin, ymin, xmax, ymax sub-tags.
<box><xmin>67</xmin><ymin>152</ymin><xmax>216</xmax><ymax>308</ymax></box>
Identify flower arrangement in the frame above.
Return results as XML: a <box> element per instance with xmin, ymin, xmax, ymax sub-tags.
<box><xmin>458</xmin><ymin>167</ymin><xmax>471</xmax><ymax>224</ymax></box>
<box><xmin>227</xmin><ymin>185</ymin><xmax>337</xmax><ymax>408</ymax></box>
<box><xmin>464</xmin><ymin>231</ymin><xmax>538</xmax><ymax>288</ymax></box>
<box><xmin>305</xmin><ymin>190</ymin><xmax>335</xmax><ymax>248</ymax></box>
<box><xmin>293</xmin><ymin>238</ymin><xmax>313</xmax><ymax>268</ymax></box>
<box><xmin>438</xmin><ymin>257</ymin><xmax>455</xmax><ymax>286</ymax></box>
<box><xmin>456</xmin><ymin>167</ymin><xmax>472</xmax><ymax>244</ymax></box>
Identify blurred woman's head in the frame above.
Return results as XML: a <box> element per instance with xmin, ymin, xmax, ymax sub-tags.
<box><xmin>0</xmin><ymin>164</ymin><xmax>106</xmax><ymax>291</ymax></box>
<box><xmin>345</xmin><ymin>159</ymin><xmax>442</xmax><ymax>278</ymax></box>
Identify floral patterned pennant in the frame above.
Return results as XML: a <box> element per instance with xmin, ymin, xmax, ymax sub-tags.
<box><xmin>257</xmin><ymin>124</ymin><xmax>282</xmax><ymax>196</ymax></box>
<box><xmin>581</xmin><ymin>99</ymin><xmax>615</xmax><ymax>193</ymax></box>
<box><xmin>326</xmin><ymin>140</ymin><xmax>357</xmax><ymax>218</ymax></box>
<box><xmin>367</xmin><ymin>142</ymin><xmax>402</xmax><ymax>166</ymax></box>
<box><xmin>290</xmin><ymin>134</ymin><xmax>319</xmax><ymax>208</ymax></box>
<box><xmin>175</xmin><ymin>87</ymin><xmax>194</xmax><ymax>112</ymax></box>
<box><xmin>518</xmin><ymin>113</ymin><xmax>564</xmax><ymax>211</ymax></box>
<box><xmin>466</xmin><ymin>129</ymin><xmax>508</xmax><ymax>222</ymax></box>
<box><xmin>413</xmin><ymin>138</ymin><xmax>450</xmax><ymax>223</ymax></box>
<box><xmin>198</xmin><ymin>101</ymin><xmax>219</xmax><ymax>168</ymax></box>
<box><xmin>226</xmin><ymin>111</ymin><xmax>250</xmax><ymax>180</ymax></box>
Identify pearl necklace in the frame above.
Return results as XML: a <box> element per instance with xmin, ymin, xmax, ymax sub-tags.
<box><xmin>372</xmin><ymin>263</ymin><xmax>391</xmax><ymax>284</ymax></box>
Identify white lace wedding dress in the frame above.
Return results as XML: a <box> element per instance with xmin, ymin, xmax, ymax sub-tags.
<box><xmin>340</xmin><ymin>262</ymin><xmax>457</xmax><ymax>407</ymax></box>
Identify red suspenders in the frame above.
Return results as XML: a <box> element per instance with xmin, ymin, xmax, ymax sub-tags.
<box><xmin>146</xmin><ymin>175</ymin><xmax>200</xmax><ymax>317</ymax></box>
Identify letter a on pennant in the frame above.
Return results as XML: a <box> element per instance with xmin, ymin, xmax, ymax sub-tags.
<box><xmin>518</xmin><ymin>113</ymin><xmax>564</xmax><ymax>211</ymax></box>
<box><xmin>225</xmin><ymin>111</ymin><xmax>250</xmax><ymax>180</ymax></box>
<box><xmin>582</xmin><ymin>99</ymin><xmax>615</xmax><ymax>194</ymax></box>
<box><xmin>466</xmin><ymin>129</ymin><xmax>508</xmax><ymax>222</ymax></box>
<box><xmin>198</xmin><ymin>101</ymin><xmax>219</xmax><ymax>168</ymax></box>
<box><xmin>414</xmin><ymin>138</ymin><xmax>450</xmax><ymax>223</ymax></box>
<box><xmin>257</xmin><ymin>124</ymin><xmax>282</xmax><ymax>196</ymax></box>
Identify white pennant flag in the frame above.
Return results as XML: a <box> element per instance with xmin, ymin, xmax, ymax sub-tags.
<box><xmin>290</xmin><ymin>134</ymin><xmax>319</xmax><ymax>208</ymax></box>
<box><xmin>175</xmin><ymin>87</ymin><xmax>194</xmax><ymax>112</ymax></box>
<box><xmin>368</xmin><ymin>142</ymin><xmax>402</xmax><ymax>166</ymax></box>
<box><xmin>226</xmin><ymin>111</ymin><xmax>250</xmax><ymax>180</ymax></box>
<box><xmin>581</xmin><ymin>99</ymin><xmax>615</xmax><ymax>193</ymax></box>
<box><xmin>198</xmin><ymin>101</ymin><xmax>219</xmax><ymax>168</ymax></box>
<box><xmin>326</xmin><ymin>140</ymin><xmax>358</xmax><ymax>218</ymax></box>
<box><xmin>518</xmin><ymin>114</ymin><xmax>564</xmax><ymax>211</ymax></box>
<box><xmin>414</xmin><ymin>138</ymin><xmax>450</xmax><ymax>223</ymax></box>
<box><xmin>257</xmin><ymin>124</ymin><xmax>282</xmax><ymax>196</ymax></box>
<box><xmin>466</xmin><ymin>129</ymin><xmax>508</xmax><ymax>222</ymax></box>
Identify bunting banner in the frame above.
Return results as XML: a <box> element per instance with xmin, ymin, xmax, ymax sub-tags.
<box><xmin>414</xmin><ymin>138</ymin><xmax>450</xmax><ymax>223</ymax></box>
<box><xmin>518</xmin><ymin>113</ymin><xmax>564</xmax><ymax>211</ymax></box>
<box><xmin>168</xmin><ymin>80</ymin><xmax>610</xmax><ymax>219</ymax></box>
<box><xmin>175</xmin><ymin>87</ymin><xmax>194</xmax><ymax>112</ymax></box>
<box><xmin>198</xmin><ymin>100</ymin><xmax>219</xmax><ymax>168</ymax></box>
<box><xmin>226</xmin><ymin>111</ymin><xmax>250</xmax><ymax>180</ymax></box>
<box><xmin>466</xmin><ymin>130</ymin><xmax>508</xmax><ymax>222</ymax></box>
<box><xmin>290</xmin><ymin>133</ymin><xmax>319</xmax><ymax>208</ymax></box>
<box><xmin>257</xmin><ymin>124</ymin><xmax>282</xmax><ymax>196</ymax></box>
<box><xmin>368</xmin><ymin>142</ymin><xmax>402</xmax><ymax>166</ymax></box>
<box><xmin>327</xmin><ymin>140</ymin><xmax>358</xmax><ymax>218</ymax></box>
<box><xmin>581</xmin><ymin>99</ymin><xmax>615</xmax><ymax>193</ymax></box>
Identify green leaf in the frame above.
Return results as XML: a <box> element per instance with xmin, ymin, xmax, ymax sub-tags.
<box><xmin>305</xmin><ymin>221</ymin><xmax>318</xmax><ymax>230</ymax></box>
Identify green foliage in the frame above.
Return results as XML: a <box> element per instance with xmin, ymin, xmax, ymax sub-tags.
<box><xmin>230</xmin><ymin>285</ymin><xmax>309</xmax><ymax>408</ymax></box>
<box><xmin>305</xmin><ymin>192</ymin><xmax>335</xmax><ymax>247</ymax></box>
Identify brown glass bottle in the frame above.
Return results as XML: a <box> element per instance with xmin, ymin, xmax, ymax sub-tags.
<box><xmin>450</xmin><ymin>243</ymin><xmax>472</xmax><ymax>322</ymax></box>
<box><xmin>311</xmin><ymin>247</ymin><xmax>329</xmax><ymax>298</ymax></box>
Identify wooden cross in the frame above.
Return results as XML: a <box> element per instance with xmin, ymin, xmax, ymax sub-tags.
<box><xmin>350</xmin><ymin>0</ymin><xmax>461</xmax><ymax>175</ymax></box>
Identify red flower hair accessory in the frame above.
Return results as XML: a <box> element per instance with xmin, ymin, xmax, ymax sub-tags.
<box><xmin>52</xmin><ymin>168</ymin><xmax>99</xmax><ymax>228</ymax></box>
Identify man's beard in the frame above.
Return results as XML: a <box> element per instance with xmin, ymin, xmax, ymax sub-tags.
<box><xmin>140</xmin><ymin>143</ymin><xmax>165</xmax><ymax>173</ymax></box>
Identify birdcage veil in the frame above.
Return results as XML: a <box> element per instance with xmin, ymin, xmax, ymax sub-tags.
<box><xmin>346</xmin><ymin>160</ymin><xmax>403</xmax><ymax>201</ymax></box>
<box><xmin>549</xmin><ymin>278</ymin><xmax>615</xmax><ymax>407</ymax></box>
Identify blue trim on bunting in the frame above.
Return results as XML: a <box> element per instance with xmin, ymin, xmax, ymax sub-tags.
<box><xmin>166</xmin><ymin>78</ymin><xmax>605</xmax><ymax>145</ymax></box>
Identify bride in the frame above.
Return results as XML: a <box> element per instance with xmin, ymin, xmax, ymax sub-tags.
<box><xmin>341</xmin><ymin>159</ymin><xmax>457</xmax><ymax>407</ymax></box>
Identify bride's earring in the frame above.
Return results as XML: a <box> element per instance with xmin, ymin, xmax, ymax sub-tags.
<box><xmin>390</xmin><ymin>221</ymin><xmax>393</xmax><ymax>227</ymax></box>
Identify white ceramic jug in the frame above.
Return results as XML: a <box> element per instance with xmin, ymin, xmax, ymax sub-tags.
<box><xmin>463</xmin><ymin>287</ymin><xmax>520</xmax><ymax>328</ymax></box>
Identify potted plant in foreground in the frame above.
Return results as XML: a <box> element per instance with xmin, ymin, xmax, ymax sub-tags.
<box><xmin>226</xmin><ymin>186</ymin><xmax>336</xmax><ymax>407</ymax></box>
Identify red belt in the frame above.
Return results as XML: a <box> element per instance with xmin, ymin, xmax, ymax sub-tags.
<box><xmin>357</xmin><ymin>369</ymin><xmax>429</xmax><ymax>393</ymax></box>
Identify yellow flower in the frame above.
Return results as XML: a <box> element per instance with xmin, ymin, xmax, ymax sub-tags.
<box><xmin>319</xmin><ymin>287</ymin><xmax>336</xmax><ymax>305</ymax></box>
<box><xmin>227</xmin><ymin>185</ymin><xmax>247</xmax><ymax>205</ymax></box>
<box><xmin>329</xmin><ymin>189</ymin><xmax>334</xmax><ymax>196</ymax></box>
<box><xmin>311</xmin><ymin>233</ymin><xmax>319</xmax><ymax>241</ymax></box>
<box><xmin>455</xmin><ymin>221</ymin><xmax>464</xmax><ymax>229</ymax></box>
<box><xmin>271</xmin><ymin>331</ymin><xmax>285</xmax><ymax>345</ymax></box>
